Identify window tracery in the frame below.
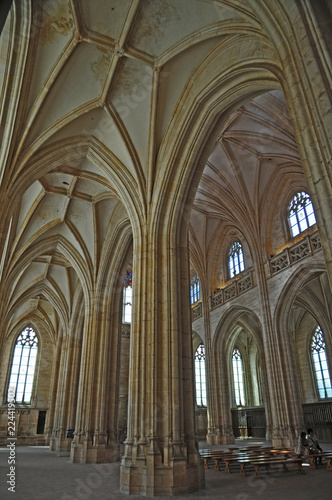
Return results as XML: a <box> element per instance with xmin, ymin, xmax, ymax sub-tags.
<box><xmin>311</xmin><ymin>326</ymin><xmax>332</xmax><ymax>399</ymax></box>
<box><xmin>190</xmin><ymin>273</ymin><xmax>200</xmax><ymax>304</ymax></box>
<box><xmin>195</xmin><ymin>344</ymin><xmax>207</xmax><ymax>407</ymax></box>
<box><xmin>228</xmin><ymin>241</ymin><xmax>244</xmax><ymax>279</ymax></box>
<box><xmin>123</xmin><ymin>271</ymin><xmax>132</xmax><ymax>323</ymax></box>
<box><xmin>8</xmin><ymin>327</ymin><xmax>38</xmax><ymax>404</ymax></box>
<box><xmin>288</xmin><ymin>191</ymin><xmax>316</xmax><ymax>237</ymax></box>
<box><xmin>232</xmin><ymin>348</ymin><xmax>245</xmax><ymax>406</ymax></box>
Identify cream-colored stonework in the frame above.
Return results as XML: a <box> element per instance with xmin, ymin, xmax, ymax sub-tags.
<box><xmin>0</xmin><ymin>0</ymin><xmax>331</xmax><ymax>496</ymax></box>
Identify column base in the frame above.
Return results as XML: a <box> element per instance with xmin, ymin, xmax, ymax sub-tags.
<box><xmin>271</xmin><ymin>426</ymin><xmax>298</xmax><ymax>449</ymax></box>
<box><xmin>70</xmin><ymin>441</ymin><xmax>120</xmax><ymax>463</ymax></box>
<box><xmin>50</xmin><ymin>436</ymin><xmax>72</xmax><ymax>453</ymax></box>
<box><xmin>120</xmin><ymin>460</ymin><xmax>204</xmax><ymax>496</ymax></box>
<box><xmin>206</xmin><ymin>426</ymin><xmax>235</xmax><ymax>445</ymax></box>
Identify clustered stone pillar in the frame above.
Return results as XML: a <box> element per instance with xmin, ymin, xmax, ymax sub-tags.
<box><xmin>69</xmin><ymin>289</ymin><xmax>121</xmax><ymax>463</ymax></box>
<box><xmin>120</xmin><ymin>225</ymin><xmax>204</xmax><ymax>496</ymax></box>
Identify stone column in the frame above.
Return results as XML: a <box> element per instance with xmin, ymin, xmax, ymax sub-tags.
<box><xmin>90</xmin><ymin>284</ymin><xmax>121</xmax><ymax>463</ymax></box>
<box><xmin>256</xmin><ymin>261</ymin><xmax>298</xmax><ymax>448</ymax></box>
<box><xmin>49</xmin><ymin>334</ymin><xmax>82</xmax><ymax>453</ymax></box>
<box><xmin>49</xmin><ymin>335</ymin><xmax>70</xmax><ymax>452</ymax></box>
<box><xmin>70</xmin><ymin>288</ymin><xmax>121</xmax><ymax>463</ymax></box>
<box><xmin>70</xmin><ymin>293</ymin><xmax>98</xmax><ymax>463</ymax></box>
<box><xmin>204</xmin><ymin>292</ymin><xmax>234</xmax><ymax>445</ymax></box>
<box><xmin>120</xmin><ymin>225</ymin><xmax>204</xmax><ymax>496</ymax></box>
<box><xmin>48</xmin><ymin>335</ymin><xmax>63</xmax><ymax>449</ymax></box>
<box><xmin>65</xmin><ymin>336</ymin><xmax>82</xmax><ymax>445</ymax></box>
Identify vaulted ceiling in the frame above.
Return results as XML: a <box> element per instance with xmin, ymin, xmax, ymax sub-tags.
<box><xmin>0</xmin><ymin>0</ymin><xmax>324</xmax><ymax>339</ymax></box>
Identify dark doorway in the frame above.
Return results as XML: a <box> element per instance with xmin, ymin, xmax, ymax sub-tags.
<box><xmin>37</xmin><ymin>410</ymin><xmax>47</xmax><ymax>434</ymax></box>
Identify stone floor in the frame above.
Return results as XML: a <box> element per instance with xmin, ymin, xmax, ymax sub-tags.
<box><xmin>1</xmin><ymin>438</ymin><xmax>332</xmax><ymax>499</ymax></box>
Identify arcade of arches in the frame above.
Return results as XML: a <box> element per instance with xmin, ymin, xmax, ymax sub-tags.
<box><xmin>0</xmin><ymin>0</ymin><xmax>331</xmax><ymax>496</ymax></box>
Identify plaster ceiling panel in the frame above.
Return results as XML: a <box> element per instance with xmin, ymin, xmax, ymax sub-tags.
<box><xmin>74</xmin><ymin>178</ymin><xmax>107</xmax><ymax>199</ymax></box>
<box><xmin>67</xmin><ymin>157</ymin><xmax>104</xmax><ymax>178</ymax></box>
<box><xmin>29</xmin><ymin>221</ymin><xmax>86</xmax><ymax>264</ymax></box>
<box><xmin>67</xmin><ymin>266</ymin><xmax>81</xmax><ymax>297</ymax></box>
<box><xmin>128</xmin><ymin>0</ymin><xmax>234</xmax><ymax>58</ymax></box>
<box><xmin>223</xmin><ymin>140</ymin><xmax>258</xmax><ymax>210</ymax></box>
<box><xmin>15</xmin><ymin>193</ymin><xmax>68</xmax><ymax>252</ymax></box>
<box><xmin>302</xmin><ymin>276</ymin><xmax>325</xmax><ymax>306</ymax></box>
<box><xmin>9</xmin><ymin>299</ymin><xmax>58</xmax><ymax>337</ymax></box>
<box><xmin>12</xmin><ymin>262</ymin><xmax>49</xmax><ymax>295</ymax></box>
<box><xmin>65</xmin><ymin>198</ymin><xmax>94</xmax><ymax>263</ymax></box>
<box><xmin>53</xmin><ymin>222</ymin><xmax>86</xmax><ymax>261</ymax></box>
<box><xmin>244</xmin><ymin>90</ymin><xmax>292</xmax><ymax>133</ymax></box>
<box><xmin>26</xmin><ymin>42</ymin><xmax>108</xmax><ymax>148</ymax></box>
<box><xmin>8</xmin><ymin>301</ymin><xmax>39</xmax><ymax>328</ymax></box>
<box><xmin>27</xmin><ymin>0</ymin><xmax>75</xmax><ymax>113</ymax></box>
<box><xmin>206</xmin><ymin>217</ymin><xmax>223</xmax><ymax>253</ymax></box>
<box><xmin>189</xmin><ymin>209</ymin><xmax>206</xmax><ymax>252</ymax></box>
<box><xmin>80</xmin><ymin>0</ymin><xmax>132</xmax><ymax>40</ymax></box>
<box><xmin>38</xmin><ymin>298</ymin><xmax>58</xmax><ymax>325</ymax></box>
<box><xmin>193</xmin><ymin>187</ymin><xmax>221</xmax><ymax>215</ymax></box>
<box><xmin>43</xmin><ymin>172</ymin><xmax>75</xmax><ymax>191</ymax></box>
<box><xmin>203</xmin><ymin>151</ymin><xmax>243</xmax><ymax>203</ymax></box>
<box><xmin>157</xmin><ymin>37</ymin><xmax>222</xmax><ymax>149</ymax></box>
<box><xmin>76</xmin><ymin>158</ymin><xmax>102</xmax><ymax>175</ymax></box>
<box><xmin>109</xmin><ymin>58</ymin><xmax>152</xmax><ymax>172</ymax></box>
<box><xmin>44</xmin><ymin>108</ymin><xmax>136</xmax><ymax>180</ymax></box>
<box><xmin>15</xmin><ymin>181</ymin><xmax>45</xmax><ymax>236</ymax></box>
<box><xmin>47</xmin><ymin>264</ymin><xmax>71</xmax><ymax>307</ymax></box>
<box><xmin>0</xmin><ymin>9</ymin><xmax>12</xmax><ymax>118</ymax></box>
<box><xmin>95</xmin><ymin>198</ymin><xmax>121</xmax><ymax>249</ymax></box>
<box><xmin>258</xmin><ymin>158</ymin><xmax>283</xmax><ymax>206</ymax></box>
<box><xmin>228</xmin><ymin>133</ymin><xmax>298</xmax><ymax>157</ymax></box>
<box><xmin>226</xmin><ymin>112</ymin><xmax>295</xmax><ymax>147</ymax></box>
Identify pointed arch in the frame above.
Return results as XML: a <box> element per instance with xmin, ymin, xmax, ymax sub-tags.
<box><xmin>311</xmin><ymin>325</ymin><xmax>332</xmax><ymax>399</ymax></box>
<box><xmin>287</xmin><ymin>191</ymin><xmax>316</xmax><ymax>238</ymax></box>
<box><xmin>7</xmin><ymin>324</ymin><xmax>39</xmax><ymax>404</ymax></box>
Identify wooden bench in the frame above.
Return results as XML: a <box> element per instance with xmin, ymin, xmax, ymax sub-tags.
<box><xmin>199</xmin><ymin>450</ymin><xmax>235</xmax><ymax>469</ymax></box>
<box><xmin>199</xmin><ymin>447</ymin><xmax>300</xmax><ymax>473</ymax></box>
<box><xmin>308</xmin><ymin>451</ymin><xmax>332</xmax><ymax>470</ymax></box>
<box><xmin>199</xmin><ymin>449</ymin><xmax>254</xmax><ymax>469</ymax></box>
<box><xmin>215</xmin><ymin>453</ymin><xmax>253</xmax><ymax>474</ymax></box>
<box><xmin>214</xmin><ymin>453</ymin><xmax>305</xmax><ymax>478</ymax></box>
<box><xmin>248</xmin><ymin>457</ymin><xmax>305</xmax><ymax>479</ymax></box>
<box><xmin>214</xmin><ymin>452</ymin><xmax>271</xmax><ymax>473</ymax></box>
<box><xmin>269</xmin><ymin>449</ymin><xmax>297</xmax><ymax>457</ymax></box>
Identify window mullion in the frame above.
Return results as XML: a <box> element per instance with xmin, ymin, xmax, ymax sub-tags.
<box><xmin>23</xmin><ymin>345</ymin><xmax>32</xmax><ymax>403</ymax></box>
<box><xmin>15</xmin><ymin>346</ymin><xmax>24</xmax><ymax>403</ymax></box>
<box><xmin>318</xmin><ymin>351</ymin><xmax>327</xmax><ymax>398</ymax></box>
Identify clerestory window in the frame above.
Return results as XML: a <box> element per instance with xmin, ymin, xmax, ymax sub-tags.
<box><xmin>311</xmin><ymin>326</ymin><xmax>332</xmax><ymax>399</ymax></box>
<box><xmin>228</xmin><ymin>241</ymin><xmax>244</xmax><ymax>279</ymax></box>
<box><xmin>232</xmin><ymin>348</ymin><xmax>245</xmax><ymax>406</ymax></box>
<box><xmin>195</xmin><ymin>344</ymin><xmax>207</xmax><ymax>407</ymax></box>
<box><xmin>288</xmin><ymin>191</ymin><xmax>316</xmax><ymax>237</ymax></box>
<box><xmin>190</xmin><ymin>273</ymin><xmax>200</xmax><ymax>304</ymax></box>
<box><xmin>123</xmin><ymin>271</ymin><xmax>132</xmax><ymax>323</ymax></box>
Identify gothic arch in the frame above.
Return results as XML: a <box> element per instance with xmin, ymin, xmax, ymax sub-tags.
<box><xmin>210</xmin><ymin>305</ymin><xmax>269</xmax><ymax>441</ymax></box>
<box><xmin>274</xmin><ymin>263</ymin><xmax>329</xmax><ymax>338</ymax></box>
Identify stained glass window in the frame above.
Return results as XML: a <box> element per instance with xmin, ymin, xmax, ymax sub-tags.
<box><xmin>7</xmin><ymin>327</ymin><xmax>38</xmax><ymax>404</ymax></box>
<box><xmin>190</xmin><ymin>274</ymin><xmax>200</xmax><ymax>304</ymax></box>
<box><xmin>195</xmin><ymin>344</ymin><xmax>207</xmax><ymax>406</ymax></box>
<box><xmin>311</xmin><ymin>326</ymin><xmax>332</xmax><ymax>399</ymax></box>
<box><xmin>232</xmin><ymin>348</ymin><xmax>245</xmax><ymax>406</ymax></box>
<box><xmin>123</xmin><ymin>271</ymin><xmax>132</xmax><ymax>323</ymax></box>
<box><xmin>288</xmin><ymin>191</ymin><xmax>316</xmax><ymax>237</ymax></box>
<box><xmin>228</xmin><ymin>241</ymin><xmax>244</xmax><ymax>279</ymax></box>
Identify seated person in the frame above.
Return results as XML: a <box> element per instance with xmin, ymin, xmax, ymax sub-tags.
<box><xmin>297</xmin><ymin>431</ymin><xmax>309</xmax><ymax>459</ymax></box>
<box><xmin>306</xmin><ymin>428</ymin><xmax>322</xmax><ymax>464</ymax></box>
